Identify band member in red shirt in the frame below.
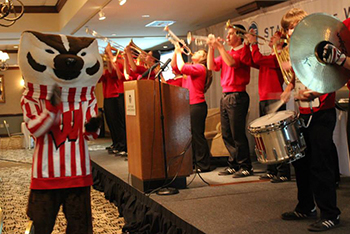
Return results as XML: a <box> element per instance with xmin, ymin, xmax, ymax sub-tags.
<box><xmin>99</xmin><ymin>44</ymin><xmax>121</xmax><ymax>154</ymax></box>
<box><xmin>207</xmin><ymin>24</ymin><xmax>253</xmax><ymax>177</ymax></box>
<box><xmin>125</xmin><ymin>45</ymin><xmax>160</xmax><ymax>80</ymax></box>
<box><xmin>167</xmin><ymin>43</ymin><xmax>213</xmax><ymax>172</ymax></box>
<box><xmin>105</xmin><ymin>46</ymin><xmax>128</xmax><ymax>157</ymax></box>
<box><xmin>280</xmin><ymin>8</ymin><xmax>340</xmax><ymax>232</ymax></box>
<box><xmin>243</xmin><ymin>30</ymin><xmax>291</xmax><ymax>182</ymax></box>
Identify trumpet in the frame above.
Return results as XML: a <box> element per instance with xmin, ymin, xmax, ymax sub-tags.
<box><xmin>187</xmin><ymin>31</ymin><xmax>226</xmax><ymax>46</ymax></box>
<box><xmin>187</xmin><ymin>32</ymin><xmax>208</xmax><ymax>46</ymax></box>
<box><xmin>164</xmin><ymin>25</ymin><xmax>193</xmax><ymax>56</ymax></box>
<box><xmin>225</xmin><ymin>20</ymin><xmax>267</xmax><ymax>42</ymax></box>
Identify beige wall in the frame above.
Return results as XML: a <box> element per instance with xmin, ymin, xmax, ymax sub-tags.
<box><xmin>0</xmin><ymin>68</ymin><xmax>24</xmax><ymax>115</ymax></box>
<box><xmin>0</xmin><ymin>67</ymin><xmax>24</xmax><ymax>135</ymax></box>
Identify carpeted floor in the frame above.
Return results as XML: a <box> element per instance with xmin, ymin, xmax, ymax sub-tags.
<box><xmin>0</xmin><ymin>137</ymin><xmax>124</xmax><ymax>234</ymax></box>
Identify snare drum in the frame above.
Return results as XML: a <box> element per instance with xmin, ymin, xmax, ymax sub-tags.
<box><xmin>248</xmin><ymin>110</ymin><xmax>306</xmax><ymax>164</ymax></box>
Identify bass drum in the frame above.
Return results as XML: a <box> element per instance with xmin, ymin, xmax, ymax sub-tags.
<box><xmin>335</xmin><ymin>85</ymin><xmax>349</xmax><ymax>112</ymax></box>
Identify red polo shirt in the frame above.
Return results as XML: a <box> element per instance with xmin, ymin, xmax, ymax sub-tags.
<box><xmin>213</xmin><ymin>45</ymin><xmax>250</xmax><ymax>92</ymax></box>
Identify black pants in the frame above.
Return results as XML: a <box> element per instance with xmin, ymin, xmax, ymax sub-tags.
<box><xmin>259</xmin><ymin>100</ymin><xmax>290</xmax><ymax>177</ymax></box>
<box><xmin>114</xmin><ymin>94</ymin><xmax>127</xmax><ymax>152</ymax></box>
<box><xmin>104</xmin><ymin>97</ymin><xmax>119</xmax><ymax>147</ymax></box>
<box><xmin>190</xmin><ymin>102</ymin><xmax>211</xmax><ymax>170</ymax></box>
<box><xmin>220</xmin><ymin>92</ymin><xmax>251</xmax><ymax>170</ymax></box>
<box><xmin>27</xmin><ymin>187</ymin><xmax>92</xmax><ymax>234</ymax></box>
<box><xmin>293</xmin><ymin>108</ymin><xmax>340</xmax><ymax>219</ymax></box>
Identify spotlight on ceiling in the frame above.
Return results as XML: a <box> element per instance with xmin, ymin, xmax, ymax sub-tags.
<box><xmin>119</xmin><ymin>0</ymin><xmax>127</xmax><ymax>6</ymax></box>
<box><xmin>98</xmin><ymin>10</ymin><xmax>106</xmax><ymax>21</ymax></box>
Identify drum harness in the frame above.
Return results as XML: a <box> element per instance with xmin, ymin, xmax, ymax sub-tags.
<box><xmin>295</xmin><ymin>100</ymin><xmax>314</xmax><ymax>129</ymax></box>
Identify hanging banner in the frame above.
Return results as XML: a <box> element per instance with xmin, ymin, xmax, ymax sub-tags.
<box><xmin>231</xmin><ymin>0</ymin><xmax>350</xmax><ymax>53</ymax></box>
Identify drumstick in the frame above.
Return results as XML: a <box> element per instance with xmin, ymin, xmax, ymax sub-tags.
<box><xmin>266</xmin><ymin>100</ymin><xmax>284</xmax><ymax>114</ymax></box>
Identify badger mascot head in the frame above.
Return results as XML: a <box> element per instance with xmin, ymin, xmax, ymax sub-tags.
<box><xmin>18</xmin><ymin>31</ymin><xmax>103</xmax><ymax>95</ymax></box>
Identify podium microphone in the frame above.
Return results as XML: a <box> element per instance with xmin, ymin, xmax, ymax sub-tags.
<box><xmin>138</xmin><ymin>62</ymin><xmax>160</xmax><ymax>80</ymax></box>
<box><xmin>155</xmin><ymin>58</ymin><xmax>172</xmax><ymax>79</ymax></box>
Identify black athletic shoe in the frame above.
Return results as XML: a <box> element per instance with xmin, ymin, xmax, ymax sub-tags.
<box><xmin>195</xmin><ymin>165</ymin><xmax>217</xmax><ymax>173</ymax></box>
<box><xmin>106</xmin><ymin>144</ymin><xmax>115</xmax><ymax>150</ymax></box>
<box><xmin>116</xmin><ymin>151</ymin><xmax>128</xmax><ymax>157</ymax></box>
<box><xmin>307</xmin><ymin>216</ymin><xmax>340</xmax><ymax>232</ymax></box>
<box><xmin>218</xmin><ymin>167</ymin><xmax>236</xmax><ymax>176</ymax></box>
<box><xmin>281</xmin><ymin>208</ymin><xmax>317</xmax><ymax>220</ymax></box>
<box><xmin>259</xmin><ymin>173</ymin><xmax>274</xmax><ymax>180</ymax></box>
<box><xmin>232</xmin><ymin>168</ymin><xmax>253</xmax><ymax>178</ymax></box>
<box><xmin>271</xmin><ymin>176</ymin><xmax>291</xmax><ymax>183</ymax></box>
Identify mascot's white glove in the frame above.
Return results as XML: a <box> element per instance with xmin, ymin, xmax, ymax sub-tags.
<box><xmin>318</xmin><ymin>41</ymin><xmax>347</xmax><ymax>66</ymax></box>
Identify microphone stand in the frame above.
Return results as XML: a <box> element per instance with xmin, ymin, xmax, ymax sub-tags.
<box><xmin>155</xmin><ymin>63</ymin><xmax>179</xmax><ymax>196</ymax></box>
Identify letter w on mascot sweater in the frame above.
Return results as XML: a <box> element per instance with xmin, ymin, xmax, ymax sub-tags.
<box><xmin>18</xmin><ymin>31</ymin><xmax>103</xmax><ymax>190</ymax></box>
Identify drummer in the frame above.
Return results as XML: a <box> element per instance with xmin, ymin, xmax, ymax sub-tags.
<box><xmin>280</xmin><ymin>8</ymin><xmax>341</xmax><ymax>232</ymax></box>
<box><xmin>317</xmin><ymin>17</ymin><xmax>350</xmax><ymax>161</ymax></box>
<box><xmin>243</xmin><ymin>30</ymin><xmax>291</xmax><ymax>183</ymax></box>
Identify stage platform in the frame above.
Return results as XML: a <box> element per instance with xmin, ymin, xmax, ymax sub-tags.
<box><xmin>89</xmin><ymin>140</ymin><xmax>350</xmax><ymax>234</ymax></box>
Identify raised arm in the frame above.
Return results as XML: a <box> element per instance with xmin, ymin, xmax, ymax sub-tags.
<box><xmin>125</xmin><ymin>45</ymin><xmax>137</xmax><ymax>72</ymax></box>
<box><xmin>206</xmin><ymin>34</ymin><xmax>217</xmax><ymax>70</ymax></box>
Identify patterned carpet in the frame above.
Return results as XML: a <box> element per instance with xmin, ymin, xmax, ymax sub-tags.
<box><xmin>0</xmin><ymin>137</ymin><xmax>124</xmax><ymax>234</ymax></box>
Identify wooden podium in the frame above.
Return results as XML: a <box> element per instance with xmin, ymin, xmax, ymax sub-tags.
<box><xmin>124</xmin><ymin>80</ymin><xmax>193</xmax><ymax>192</ymax></box>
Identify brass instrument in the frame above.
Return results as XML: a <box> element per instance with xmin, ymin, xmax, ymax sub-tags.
<box><xmin>187</xmin><ymin>31</ymin><xmax>226</xmax><ymax>46</ymax></box>
<box><xmin>289</xmin><ymin>13</ymin><xmax>350</xmax><ymax>93</ymax></box>
<box><xmin>86</xmin><ymin>27</ymin><xmax>124</xmax><ymax>52</ymax></box>
<box><xmin>187</xmin><ymin>32</ymin><xmax>208</xmax><ymax>46</ymax></box>
<box><xmin>225</xmin><ymin>19</ymin><xmax>267</xmax><ymax>42</ymax></box>
<box><xmin>273</xmin><ymin>38</ymin><xmax>294</xmax><ymax>85</ymax></box>
<box><xmin>164</xmin><ymin>25</ymin><xmax>193</xmax><ymax>55</ymax></box>
<box><xmin>86</xmin><ymin>27</ymin><xmax>159</xmax><ymax>66</ymax></box>
<box><xmin>128</xmin><ymin>39</ymin><xmax>161</xmax><ymax>67</ymax></box>
<box><xmin>25</xmin><ymin>220</ymin><xmax>35</xmax><ymax>234</ymax></box>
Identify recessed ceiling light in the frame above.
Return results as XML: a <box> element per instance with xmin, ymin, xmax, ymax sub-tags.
<box><xmin>13</xmin><ymin>45</ymin><xmax>18</xmax><ymax>48</ymax></box>
<box><xmin>98</xmin><ymin>10</ymin><xmax>106</xmax><ymax>21</ymax></box>
<box><xmin>142</xmin><ymin>15</ymin><xmax>150</xmax><ymax>18</ymax></box>
<box><xmin>145</xmin><ymin>21</ymin><xmax>175</xmax><ymax>27</ymax></box>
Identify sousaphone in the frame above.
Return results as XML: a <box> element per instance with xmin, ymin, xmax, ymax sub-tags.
<box><xmin>290</xmin><ymin>13</ymin><xmax>350</xmax><ymax>93</ymax></box>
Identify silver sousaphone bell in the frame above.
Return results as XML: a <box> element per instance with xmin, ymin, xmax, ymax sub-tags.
<box><xmin>290</xmin><ymin>13</ymin><xmax>350</xmax><ymax>93</ymax></box>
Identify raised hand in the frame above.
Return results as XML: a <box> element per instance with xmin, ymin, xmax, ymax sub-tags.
<box><xmin>50</xmin><ymin>84</ymin><xmax>61</xmax><ymax>107</ymax></box>
<box><xmin>317</xmin><ymin>41</ymin><xmax>347</xmax><ymax>66</ymax></box>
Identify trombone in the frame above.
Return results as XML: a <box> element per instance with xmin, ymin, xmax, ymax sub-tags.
<box><xmin>86</xmin><ymin>27</ymin><xmax>125</xmax><ymax>52</ymax></box>
<box><xmin>86</xmin><ymin>27</ymin><xmax>160</xmax><ymax>66</ymax></box>
<box><xmin>164</xmin><ymin>25</ymin><xmax>193</xmax><ymax>56</ymax></box>
<box><xmin>225</xmin><ymin>19</ymin><xmax>267</xmax><ymax>42</ymax></box>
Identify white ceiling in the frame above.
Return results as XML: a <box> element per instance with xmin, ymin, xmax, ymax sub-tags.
<box><xmin>1</xmin><ymin>0</ymin><xmax>288</xmax><ymax>55</ymax></box>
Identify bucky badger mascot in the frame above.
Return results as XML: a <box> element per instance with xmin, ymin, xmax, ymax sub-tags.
<box><xmin>19</xmin><ymin>31</ymin><xmax>103</xmax><ymax>234</ymax></box>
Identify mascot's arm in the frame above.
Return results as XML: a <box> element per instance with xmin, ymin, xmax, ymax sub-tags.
<box><xmin>84</xmin><ymin>98</ymin><xmax>101</xmax><ymax>140</ymax></box>
<box><xmin>21</xmin><ymin>96</ymin><xmax>61</xmax><ymax>138</ymax></box>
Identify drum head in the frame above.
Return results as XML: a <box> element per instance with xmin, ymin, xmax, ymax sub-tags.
<box><xmin>249</xmin><ymin>110</ymin><xmax>296</xmax><ymax>130</ymax></box>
